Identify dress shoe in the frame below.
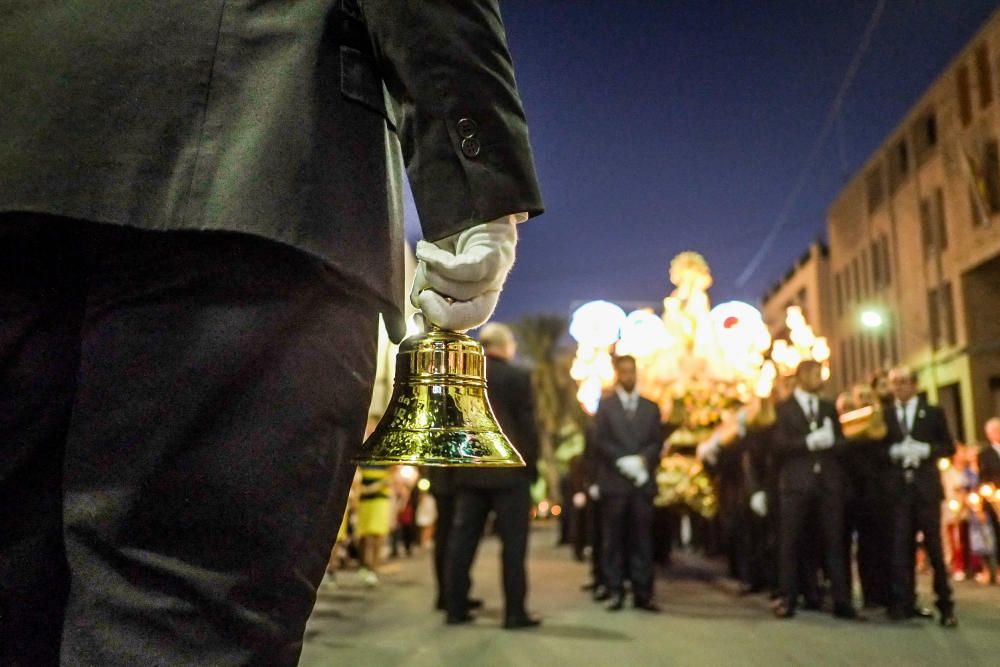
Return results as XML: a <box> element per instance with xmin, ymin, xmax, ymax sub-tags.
<box><xmin>909</xmin><ymin>606</ymin><xmax>934</xmax><ymax>619</ymax></box>
<box><xmin>634</xmin><ymin>600</ymin><xmax>661</xmax><ymax>613</ymax></box>
<box><xmin>833</xmin><ymin>605</ymin><xmax>865</xmax><ymax>621</ymax></box>
<box><xmin>592</xmin><ymin>585</ymin><xmax>611</xmax><ymax>602</ymax></box>
<box><xmin>606</xmin><ymin>595</ymin><xmax>625</xmax><ymax>611</ymax></box>
<box><xmin>437</xmin><ymin>598</ymin><xmax>483</xmax><ymax>612</ymax></box>
<box><xmin>445</xmin><ymin>613</ymin><xmax>475</xmax><ymax>625</ymax></box>
<box><xmin>504</xmin><ymin>614</ymin><xmax>542</xmax><ymax>629</ymax></box>
<box><xmin>939</xmin><ymin>612</ymin><xmax>958</xmax><ymax>628</ymax></box>
<box><xmin>772</xmin><ymin>601</ymin><xmax>795</xmax><ymax>619</ymax></box>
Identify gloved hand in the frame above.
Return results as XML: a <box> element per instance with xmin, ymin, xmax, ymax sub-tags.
<box><xmin>696</xmin><ymin>435</ymin><xmax>721</xmax><ymax>466</ymax></box>
<box><xmin>632</xmin><ymin>467</ymin><xmax>650</xmax><ymax>487</ymax></box>
<box><xmin>898</xmin><ymin>439</ymin><xmax>931</xmax><ymax>468</ymax></box>
<box><xmin>749</xmin><ymin>490</ymin><xmax>768</xmax><ymax>517</ymax></box>
<box><xmin>587</xmin><ymin>484</ymin><xmax>601</xmax><ymax>501</ymax></box>
<box><xmin>410</xmin><ymin>214</ymin><xmax>524</xmax><ymax>332</ymax></box>
<box><xmin>889</xmin><ymin>442</ymin><xmax>906</xmax><ymax>461</ymax></box>
<box><xmin>572</xmin><ymin>492</ymin><xmax>588</xmax><ymax>508</ymax></box>
<box><xmin>616</xmin><ymin>454</ymin><xmax>647</xmax><ymax>481</ymax></box>
<box><xmin>805</xmin><ymin>417</ymin><xmax>835</xmax><ymax>451</ymax></box>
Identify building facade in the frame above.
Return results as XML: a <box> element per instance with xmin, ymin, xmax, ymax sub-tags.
<box><xmin>821</xmin><ymin>9</ymin><xmax>1000</xmax><ymax>443</ymax></box>
<box><xmin>761</xmin><ymin>241</ymin><xmax>832</xmax><ymax>348</ymax></box>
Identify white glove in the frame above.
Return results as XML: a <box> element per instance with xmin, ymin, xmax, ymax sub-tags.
<box><xmin>898</xmin><ymin>439</ymin><xmax>931</xmax><ymax>468</ymax></box>
<box><xmin>889</xmin><ymin>442</ymin><xmax>906</xmax><ymax>461</ymax></box>
<box><xmin>749</xmin><ymin>490</ymin><xmax>768</xmax><ymax>517</ymax></box>
<box><xmin>587</xmin><ymin>484</ymin><xmax>601</xmax><ymax>501</ymax></box>
<box><xmin>805</xmin><ymin>417</ymin><xmax>835</xmax><ymax>451</ymax></box>
<box><xmin>696</xmin><ymin>435</ymin><xmax>721</xmax><ymax>465</ymax></box>
<box><xmin>616</xmin><ymin>455</ymin><xmax>647</xmax><ymax>481</ymax></box>
<box><xmin>572</xmin><ymin>492</ymin><xmax>587</xmax><ymax>508</ymax></box>
<box><xmin>632</xmin><ymin>467</ymin><xmax>650</xmax><ymax>487</ymax></box>
<box><xmin>410</xmin><ymin>215</ymin><xmax>523</xmax><ymax>332</ymax></box>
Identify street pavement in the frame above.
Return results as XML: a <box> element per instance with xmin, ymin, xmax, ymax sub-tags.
<box><xmin>300</xmin><ymin>523</ymin><xmax>997</xmax><ymax>666</ymax></box>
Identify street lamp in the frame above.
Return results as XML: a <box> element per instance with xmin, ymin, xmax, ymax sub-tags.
<box><xmin>860</xmin><ymin>309</ymin><xmax>884</xmax><ymax>329</ymax></box>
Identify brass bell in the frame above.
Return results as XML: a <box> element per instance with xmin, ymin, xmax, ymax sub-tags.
<box><xmin>354</xmin><ymin>326</ymin><xmax>525</xmax><ymax>467</ymax></box>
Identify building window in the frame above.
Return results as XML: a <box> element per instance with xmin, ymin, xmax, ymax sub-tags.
<box><xmin>881</xmin><ymin>235</ymin><xmax>892</xmax><ymax>285</ymax></box>
<box><xmin>958</xmin><ymin>64</ymin><xmax>973</xmax><ymax>126</ymax></box>
<box><xmin>913</xmin><ymin>110</ymin><xmax>938</xmax><ymax>165</ymax></box>
<box><xmin>927</xmin><ymin>281</ymin><xmax>957</xmax><ymax>349</ymax></box>
<box><xmin>890</xmin><ymin>138</ymin><xmax>909</xmax><ymax>190</ymax></box>
<box><xmin>835</xmin><ymin>271</ymin><xmax>844</xmax><ymax>317</ymax></box>
<box><xmin>985</xmin><ymin>140</ymin><xmax>1000</xmax><ymax>214</ymax></box>
<box><xmin>871</xmin><ymin>240</ymin><xmax>881</xmax><ymax>289</ymax></box>
<box><xmin>976</xmin><ymin>43</ymin><xmax>993</xmax><ymax>109</ymax></box>
<box><xmin>860</xmin><ymin>247</ymin><xmax>870</xmax><ymax>297</ymax></box>
<box><xmin>920</xmin><ymin>188</ymin><xmax>948</xmax><ymax>258</ymax></box>
<box><xmin>866</xmin><ymin>165</ymin><xmax>885</xmax><ymax>213</ymax></box>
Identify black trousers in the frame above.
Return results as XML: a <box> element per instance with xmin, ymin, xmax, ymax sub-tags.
<box><xmin>432</xmin><ymin>493</ymin><xmax>457</xmax><ymax>608</ymax></box>
<box><xmin>889</xmin><ymin>485</ymin><xmax>953</xmax><ymax>614</ymax></box>
<box><xmin>849</xmin><ymin>490</ymin><xmax>892</xmax><ymax>607</ymax></box>
<box><xmin>778</xmin><ymin>481</ymin><xmax>851</xmax><ymax>611</ymax></box>
<box><xmin>601</xmin><ymin>491</ymin><xmax>654</xmax><ymax>603</ymax></box>
<box><xmin>0</xmin><ymin>215</ymin><xmax>378</xmax><ymax>666</ymax></box>
<box><xmin>444</xmin><ymin>481</ymin><xmax>532</xmax><ymax>620</ymax></box>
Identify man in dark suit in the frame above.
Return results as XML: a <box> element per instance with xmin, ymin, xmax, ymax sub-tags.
<box><xmin>882</xmin><ymin>367</ymin><xmax>957</xmax><ymax>626</ymax></box>
<box><xmin>445</xmin><ymin>323</ymin><xmax>541</xmax><ymax>629</ymax></box>
<box><xmin>980</xmin><ymin>418</ymin><xmax>1000</xmax><ymax>563</ymax></box>
<box><xmin>592</xmin><ymin>355</ymin><xmax>663</xmax><ymax>612</ymax></box>
<box><xmin>0</xmin><ymin>3</ymin><xmax>543</xmax><ymax>665</ymax></box>
<box><xmin>772</xmin><ymin>360</ymin><xmax>860</xmax><ymax>620</ymax></box>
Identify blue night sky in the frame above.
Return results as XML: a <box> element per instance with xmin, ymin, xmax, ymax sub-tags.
<box><xmin>404</xmin><ymin>1</ymin><xmax>1000</xmax><ymax>322</ymax></box>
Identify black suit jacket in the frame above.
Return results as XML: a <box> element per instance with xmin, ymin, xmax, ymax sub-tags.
<box><xmin>772</xmin><ymin>395</ymin><xmax>847</xmax><ymax>494</ymax></box>
<box><xmin>592</xmin><ymin>392</ymin><xmax>662</xmax><ymax>496</ymax></box>
<box><xmin>979</xmin><ymin>445</ymin><xmax>1000</xmax><ymax>488</ymax></box>
<box><xmin>0</xmin><ymin>0</ymin><xmax>543</xmax><ymax>341</ymax></box>
<box><xmin>880</xmin><ymin>399</ymin><xmax>954</xmax><ymax>502</ymax></box>
<box><xmin>455</xmin><ymin>356</ymin><xmax>540</xmax><ymax>490</ymax></box>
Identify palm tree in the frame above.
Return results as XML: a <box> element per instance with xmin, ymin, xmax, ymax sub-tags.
<box><xmin>512</xmin><ymin>314</ymin><xmax>589</xmax><ymax>504</ymax></box>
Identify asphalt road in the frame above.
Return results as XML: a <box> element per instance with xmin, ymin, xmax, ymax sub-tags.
<box><xmin>300</xmin><ymin>523</ymin><xmax>997</xmax><ymax>666</ymax></box>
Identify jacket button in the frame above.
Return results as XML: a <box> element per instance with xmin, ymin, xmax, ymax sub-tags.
<box><xmin>461</xmin><ymin>137</ymin><xmax>481</xmax><ymax>158</ymax></box>
<box><xmin>457</xmin><ymin>117</ymin><xmax>478</xmax><ymax>138</ymax></box>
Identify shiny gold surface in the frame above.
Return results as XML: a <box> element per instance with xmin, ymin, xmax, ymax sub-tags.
<box><xmin>354</xmin><ymin>327</ymin><xmax>526</xmax><ymax>467</ymax></box>
<box><xmin>839</xmin><ymin>404</ymin><xmax>888</xmax><ymax>441</ymax></box>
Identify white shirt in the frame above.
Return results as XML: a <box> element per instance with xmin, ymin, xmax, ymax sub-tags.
<box><xmin>615</xmin><ymin>386</ymin><xmax>640</xmax><ymax>414</ymax></box>
<box><xmin>895</xmin><ymin>396</ymin><xmax>918</xmax><ymax>435</ymax></box>
<box><xmin>793</xmin><ymin>387</ymin><xmax>820</xmax><ymax>429</ymax></box>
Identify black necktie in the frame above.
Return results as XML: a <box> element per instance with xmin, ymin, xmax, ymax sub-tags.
<box><xmin>898</xmin><ymin>403</ymin><xmax>910</xmax><ymax>439</ymax></box>
<box><xmin>806</xmin><ymin>397</ymin><xmax>817</xmax><ymax>429</ymax></box>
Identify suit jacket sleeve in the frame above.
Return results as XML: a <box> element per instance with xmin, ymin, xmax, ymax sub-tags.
<box><xmin>361</xmin><ymin>0</ymin><xmax>544</xmax><ymax>240</ymax></box>
<box><xmin>642</xmin><ymin>405</ymin><xmax>663</xmax><ymax>469</ymax></box>
<box><xmin>514</xmin><ymin>368</ymin><xmax>541</xmax><ymax>469</ymax></box>
<box><xmin>927</xmin><ymin>407</ymin><xmax>955</xmax><ymax>460</ymax></box>
<box><xmin>592</xmin><ymin>399</ymin><xmax>622</xmax><ymax>464</ymax></box>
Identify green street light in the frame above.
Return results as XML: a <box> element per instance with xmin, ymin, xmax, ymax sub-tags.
<box><xmin>860</xmin><ymin>309</ymin><xmax>883</xmax><ymax>329</ymax></box>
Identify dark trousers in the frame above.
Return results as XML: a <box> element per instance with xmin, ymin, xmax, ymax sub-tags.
<box><xmin>849</xmin><ymin>493</ymin><xmax>892</xmax><ymax>607</ymax></box>
<box><xmin>588</xmin><ymin>498</ymin><xmax>606</xmax><ymax>586</ymax></box>
<box><xmin>432</xmin><ymin>493</ymin><xmax>457</xmax><ymax>608</ymax></box>
<box><xmin>0</xmin><ymin>215</ymin><xmax>378</xmax><ymax>666</ymax></box>
<box><xmin>601</xmin><ymin>491</ymin><xmax>654</xmax><ymax>603</ymax></box>
<box><xmin>445</xmin><ymin>481</ymin><xmax>532</xmax><ymax>619</ymax></box>
<box><xmin>890</xmin><ymin>487</ymin><xmax>953</xmax><ymax>614</ymax></box>
<box><xmin>778</xmin><ymin>482</ymin><xmax>850</xmax><ymax>611</ymax></box>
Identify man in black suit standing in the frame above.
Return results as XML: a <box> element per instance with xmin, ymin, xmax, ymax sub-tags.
<box><xmin>445</xmin><ymin>323</ymin><xmax>541</xmax><ymax>629</ymax></box>
<box><xmin>0</xmin><ymin>3</ymin><xmax>542</xmax><ymax>664</ymax></box>
<box><xmin>592</xmin><ymin>355</ymin><xmax>663</xmax><ymax>612</ymax></box>
<box><xmin>882</xmin><ymin>367</ymin><xmax>957</xmax><ymax>626</ymax></box>
<box><xmin>772</xmin><ymin>361</ymin><xmax>860</xmax><ymax>620</ymax></box>
<box><xmin>980</xmin><ymin>418</ymin><xmax>1000</xmax><ymax>564</ymax></box>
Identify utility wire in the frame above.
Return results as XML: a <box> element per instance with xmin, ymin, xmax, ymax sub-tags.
<box><xmin>735</xmin><ymin>0</ymin><xmax>887</xmax><ymax>287</ymax></box>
